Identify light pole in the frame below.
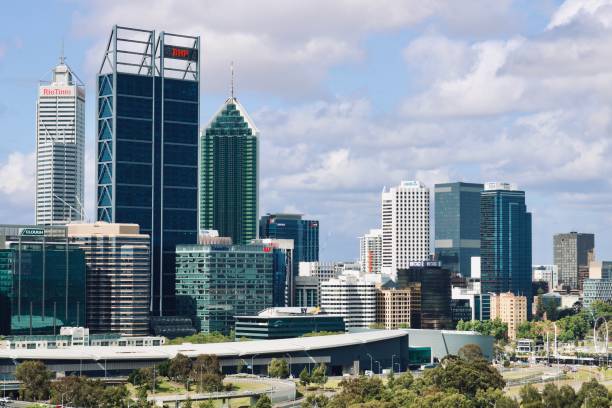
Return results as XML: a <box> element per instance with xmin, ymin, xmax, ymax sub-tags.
<box><xmin>391</xmin><ymin>355</ymin><xmax>396</xmax><ymax>373</ymax></box>
<box><xmin>394</xmin><ymin>362</ymin><xmax>401</xmax><ymax>373</ymax></box>
<box><xmin>375</xmin><ymin>361</ymin><xmax>381</xmax><ymax>375</ymax></box>
<box><xmin>285</xmin><ymin>353</ymin><xmax>293</xmax><ymax>377</ymax></box>
<box><xmin>251</xmin><ymin>354</ymin><xmax>260</xmax><ymax>376</ymax></box>
<box><xmin>366</xmin><ymin>353</ymin><xmax>373</xmax><ymax>373</ymax></box>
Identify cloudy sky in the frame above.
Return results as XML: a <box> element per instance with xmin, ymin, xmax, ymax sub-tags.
<box><xmin>1</xmin><ymin>0</ymin><xmax>612</xmax><ymax>263</ymax></box>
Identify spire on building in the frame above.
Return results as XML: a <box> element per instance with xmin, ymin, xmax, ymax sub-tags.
<box><xmin>230</xmin><ymin>61</ymin><xmax>235</xmax><ymax>99</ymax></box>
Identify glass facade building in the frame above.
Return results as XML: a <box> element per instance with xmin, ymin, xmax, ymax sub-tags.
<box><xmin>397</xmin><ymin>261</ymin><xmax>452</xmax><ymax>330</ymax></box>
<box><xmin>234</xmin><ymin>315</ymin><xmax>345</xmax><ymax>339</ymax></box>
<box><xmin>480</xmin><ymin>183</ymin><xmax>532</xmax><ymax>316</ymax></box>
<box><xmin>200</xmin><ymin>97</ymin><xmax>258</xmax><ymax>245</ymax></box>
<box><xmin>259</xmin><ymin>214</ymin><xmax>319</xmax><ymax>305</ymax></box>
<box><xmin>0</xmin><ymin>225</ymin><xmax>86</xmax><ymax>336</ymax></box>
<box><xmin>175</xmin><ymin>243</ymin><xmax>274</xmax><ymax>334</ymax></box>
<box><xmin>553</xmin><ymin>232</ymin><xmax>595</xmax><ymax>290</ymax></box>
<box><xmin>434</xmin><ymin>182</ymin><xmax>483</xmax><ymax>277</ymax></box>
<box><xmin>97</xmin><ymin>27</ymin><xmax>200</xmax><ymax>315</ymax></box>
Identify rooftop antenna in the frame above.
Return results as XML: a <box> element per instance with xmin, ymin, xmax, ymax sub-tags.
<box><xmin>230</xmin><ymin>61</ymin><xmax>235</xmax><ymax>98</ymax></box>
<box><xmin>60</xmin><ymin>38</ymin><xmax>65</xmax><ymax>64</ymax></box>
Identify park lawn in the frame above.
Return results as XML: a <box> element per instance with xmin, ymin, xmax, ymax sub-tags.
<box><xmin>502</xmin><ymin>368</ymin><xmax>544</xmax><ymax>380</ymax></box>
<box><xmin>227</xmin><ymin>380</ymin><xmax>271</xmax><ymax>392</ymax></box>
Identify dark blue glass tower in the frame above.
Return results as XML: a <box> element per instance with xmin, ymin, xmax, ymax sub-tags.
<box><xmin>434</xmin><ymin>182</ymin><xmax>483</xmax><ymax>277</ymax></box>
<box><xmin>480</xmin><ymin>183</ymin><xmax>532</xmax><ymax>316</ymax></box>
<box><xmin>97</xmin><ymin>26</ymin><xmax>200</xmax><ymax>315</ymax></box>
<box><xmin>259</xmin><ymin>214</ymin><xmax>318</xmax><ymax>305</ymax></box>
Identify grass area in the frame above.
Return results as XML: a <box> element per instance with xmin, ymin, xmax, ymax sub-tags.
<box><xmin>502</xmin><ymin>369</ymin><xmax>543</xmax><ymax>380</ymax></box>
<box><xmin>229</xmin><ymin>380</ymin><xmax>270</xmax><ymax>392</ymax></box>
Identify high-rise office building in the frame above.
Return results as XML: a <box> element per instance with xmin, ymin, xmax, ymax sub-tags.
<box><xmin>553</xmin><ymin>232</ymin><xmax>595</xmax><ymax>290</ymax></box>
<box><xmin>381</xmin><ymin>181</ymin><xmax>430</xmax><ymax>277</ymax></box>
<box><xmin>97</xmin><ymin>26</ymin><xmax>200</xmax><ymax>315</ymax></box>
<box><xmin>67</xmin><ymin>222</ymin><xmax>150</xmax><ymax>336</ymax></box>
<box><xmin>252</xmin><ymin>238</ymin><xmax>293</xmax><ymax>307</ymax></box>
<box><xmin>175</xmin><ymin>243</ymin><xmax>274</xmax><ymax>334</ymax></box>
<box><xmin>35</xmin><ymin>57</ymin><xmax>85</xmax><ymax>225</ymax></box>
<box><xmin>201</xmin><ymin>96</ymin><xmax>259</xmax><ymax>245</ymax></box>
<box><xmin>359</xmin><ymin>228</ymin><xmax>382</xmax><ymax>274</ymax></box>
<box><xmin>260</xmin><ymin>214</ymin><xmax>319</xmax><ymax>304</ymax></box>
<box><xmin>532</xmin><ymin>265</ymin><xmax>558</xmax><ymax>292</ymax></box>
<box><xmin>320</xmin><ymin>275</ymin><xmax>376</xmax><ymax>328</ymax></box>
<box><xmin>376</xmin><ymin>286</ymin><xmax>420</xmax><ymax>329</ymax></box>
<box><xmin>0</xmin><ymin>225</ymin><xmax>86</xmax><ymax>335</ymax></box>
<box><xmin>434</xmin><ymin>182</ymin><xmax>483</xmax><ymax>277</ymax></box>
<box><xmin>397</xmin><ymin>261</ymin><xmax>452</xmax><ymax>330</ymax></box>
<box><xmin>480</xmin><ymin>182</ymin><xmax>532</xmax><ymax>315</ymax></box>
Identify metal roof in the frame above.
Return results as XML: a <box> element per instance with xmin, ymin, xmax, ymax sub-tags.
<box><xmin>0</xmin><ymin>330</ymin><xmax>408</xmax><ymax>361</ymax></box>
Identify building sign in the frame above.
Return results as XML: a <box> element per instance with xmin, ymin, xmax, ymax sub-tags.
<box><xmin>19</xmin><ymin>228</ymin><xmax>45</xmax><ymax>237</ymax></box>
<box><xmin>39</xmin><ymin>86</ymin><xmax>74</xmax><ymax>97</ymax></box>
<box><xmin>263</xmin><ymin>247</ymin><xmax>272</xmax><ymax>253</ymax></box>
<box><xmin>163</xmin><ymin>45</ymin><xmax>198</xmax><ymax>61</ymax></box>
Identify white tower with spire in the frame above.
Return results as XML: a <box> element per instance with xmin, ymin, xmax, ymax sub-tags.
<box><xmin>35</xmin><ymin>50</ymin><xmax>85</xmax><ymax>225</ymax></box>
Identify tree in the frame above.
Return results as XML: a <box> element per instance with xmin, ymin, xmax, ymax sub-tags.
<box><xmin>14</xmin><ymin>360</ymin><xmax>53</xmax><ymax>401</ymax></box>
<box><xmin>302</xmin><ymin>393</ymin><xmax>329</xmax><ymax>408</ymax></box>
<box><xmin>474</xmin><ymin>388</ymin><xmax>519</xmax><ymax>408</ymax></box>
<box><xmin>311</xmin><ymin>363</ymin><xmax>328</xmax><ymax>386</ymax></box>
<box><xmin>576</xmin><ymin>378</ymin><xmax>612</xmax><ymax>408</ymax></box>
<box><xmin>457</xmin><ymin>344</ymin><xmax>483</xmax><ymax>361</ymax></box>
<box><xmin>519</xmin><ymin>384</ymin><xmax>543</xmax><ymax>408</ymax></box>
<box><xmin>299</xmin><ymin>367</ymin><xmax>311</xmax><ymax>386</ymax></box>
<box><xmin>50</xmin><ymin>376</ymin><xmax>131</xmax><ymax>408</ymax></box>
<box><xmin>254</xmin><ymin>394</ymin><xmax>272</xmax><ymax>408</ymax></box>
<box><xmin>128</xmin><ymin>367</ymin><xmax>154</xmax><ymax>389</ymax></box>
<box><xmin>191</xmin><ymin>354</ymin><xmax>223</xmax><ymax>392</ymax></box>
<box><xmin>267</xmin><ymin>358</ymin><xmax>290</xmax><ymax>379</ymax></box>
<box><xmin>184</xmin><ymin>397</ymin><xmax>193</xmax><ymax>408</ymax></box>
<box><xmin>336</xmin><ymin>376</ymin><xmax>384</xmax><ymax>404</ymax></box>
<box><xmin>169</xmin><ymin>353</ymin><xmax>192</xmax><ymax>388</ymax></box>
<box><xmin>456</xmin><ymin>319</ymin><xmax>508</xmax><ymax>341</ymax></box>
<box><xmin>166</xmin><ymin>332</ymin><xmax>232</xmax><ymax>345</ymax></box>
<box><xmin>424</xmin><ymin>356</ymin><xmax>505</xmax><ymax>398</ymax></box>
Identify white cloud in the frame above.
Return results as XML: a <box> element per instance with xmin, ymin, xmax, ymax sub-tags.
<box><xmin>0</xmin><ymin>152</ymin><xmax>35</xmax><ymax>204</ymax></box>
<box><xmin>548</xmin><ymin>0</ymin><xmax>612</xmax><ymax>29</ymax></box>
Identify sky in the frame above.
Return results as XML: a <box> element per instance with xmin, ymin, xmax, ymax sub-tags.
<box><xmin>1</xmin><ymin>0</ymin><xmax>612</xmax><ymax>263</ymax></box>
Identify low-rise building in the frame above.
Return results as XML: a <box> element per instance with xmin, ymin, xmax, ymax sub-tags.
<box><xmin>583</xmin><ymin>279</ymin><xmax>612</xmax><ymax>309</ymax></box>
<box><xmin>0</xmin><ymin>327</ymin><xmax>165</xmax><ymax>350</ymax></box>
<box><xmin>234</xmin><ymin>307</ymin><xmax>345</xmax><ymax>339</ymax></box>
<box><xmin>490</xmin><ymin>292</ymin><xmax>527</xmax><ymax>341</ymax></box>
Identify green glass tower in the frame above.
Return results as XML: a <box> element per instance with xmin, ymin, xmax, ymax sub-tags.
<box><xmin>200</xmin><ymin>97</ymin><xmax>259</xmax><ymax>244</ymax></box>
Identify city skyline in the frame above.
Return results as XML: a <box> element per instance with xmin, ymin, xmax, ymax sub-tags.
<box><xmin>2</xmin><ymin>0</ymin><xmax>612</xmax><ymax>263</ymax></box>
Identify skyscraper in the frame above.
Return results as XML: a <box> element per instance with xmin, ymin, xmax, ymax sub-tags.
<box><xmin>259</xmin><ymin>214</ymin><xmax>319</xmax><ymax>304</ymax></box>
<box><xmin>553</xmin><ymin>232</ymin><xmax>595</xmax><ymax>290</ymax></box>
<box><xmin>359</xmin><ymin>228</ymin><xmax>382</xmax><ymax>274</ymax></box>
<box><xmin>480</xmin><ymin>182</ymin><xmax>532</xmax><ymax>315</ymax></box>
<box><xmin>434</xmin><ymin>182</ymin><xmax>483</xmax><ymax>277</ymax></box>
<box><xmin>36</xmin><ymin>56</ymin><xmax>85</xmax><ymax>225</ymax></box>
<box><xmin>200</xmin><ymin>95</ymin><xmax>259</xmax><ymax>245</ymax></box>
<box><xmin>381</xmin><ymin>181</ymin><xmax>430</xmax><ymax>276</ymax></box>
<box><xmin>97</xmin><ymin>26</ymin><xmax>200</xmax><ymax>315</ymax></box>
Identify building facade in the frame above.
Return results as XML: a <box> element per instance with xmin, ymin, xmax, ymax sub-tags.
<box><xmin>381</xmin><ymin>181</ymin><xmax>430</xmax><ymax>277</ymax></box>
<box><xmin>320</xmin><ymin>275</ymin><xmax>376</xmax><ymax>328</ymax></box>
<box><xmin>67</xmin><ymin>222</ymin><xmax>151</xmax><ymax>336</ymax></box>
<box><xmin>259</xmin><ymin>214</ymin><xmax>319</xmax><ymax>299</ymax></box>
<box><xmin>175</xmin><ymin>243</ymin><xmax>274</xmax><ymax>334</ymax></box>
<box><xmin>359</xmin><ymin>229</ymin><xmax>382</xmax><ymax>274</ymax></box>
<box><xmin>36</xmin><ymin>58</ymin><xmax>85</xmax><ymax>225</ymax></box>
<box><xmin>532</xmin><ymin>265</ymin><xmax>558</xmax><ymax>292</ymax></box>
<box><xmin>375</xmin><ymin>287</ymin><xmax>420</xmax><ymax>329</ymax></box>
<box><xmin>295</xmin><ymin>276</ymin><xmax>319</xmax><ymax>308</ymax></box>
<box><xmin>553</xmin><ymin>232</ymin><xmax>595</xmax><ymax>290</ymax></box>
<box><xmin>480</xmin><ymin>182</ymin><xmax>533</xmax><ymax>316</ymax></box>
<box><xmin>234</xmin><ymin>308</ymin><xmax>345</xmax><ymax>339</ymax></box>
<box><xmin>451</xmin><ymin>286</ymin><xmax>491</xmax><ymax>321</ymax></box>
<box><xmin>252</xmin><ymin>238</ymin><xmax>293</xmax><ymax>307</ymax></box>
<box><xmin>490</xmin><ymin>292</ymin><xmax>527</xmax><ymax>341</ymax></box>
<box><xmin>397</xmin><ymin>261</ymin><xmax>452</xmax><ymax>330</ymax></box>
<box><xmin>97</xmin><ymin>26</ymin><xmax>200</xmax><ymax>315</ymax></box>
<box><xmin>434</xmin><ymin>182</ymin><xmax>483</xmax><ymax>277</ymax></box>
<box><xmin>201</xmin><ymin>97</ymin><xmax>259</xmax><ymax>245</ymax></box>
<box><xmin>299</xmin><ymin>262</ymin><xmax>342</xmax><ymax>282</ymax></box>
<box><xmin>0</xmin><ymin>225</ymin><xmax>86</xmax><ymax>336</ymax></box>
<box><xmin>583</xmin><ymin>279</ymin><xmax>612</xmax><ymax>309</ymax></box>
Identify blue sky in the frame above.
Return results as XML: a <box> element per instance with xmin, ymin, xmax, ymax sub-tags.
<box><xmin>3</xmin><ymin>0</ymin><xmax>612</xmax><ymax>264</ymax></box>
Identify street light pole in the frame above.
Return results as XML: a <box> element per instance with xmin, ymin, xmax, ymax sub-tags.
<box><xmin>251</xmin><ymin>354</ymin><xmax>260</xmax><ymax>376</ymax></box>
<box><xmin>366</xmin><ymin>353</ymin><xmax>373</xmax><ymax>373</ymax></box>
<box><xmin>391</xmin><ymin>355</ymin><xmax>396</xmax><ymax>373</ymax></box>
<box><xmin>285</xmin><ymin>353</ymin><xmax>292</xmax><ymax>377</ymax></box>
<box><xmin>375</xmin><ymin>361</ymin><xmax>381</xmax><ymax>375</ymax></box>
